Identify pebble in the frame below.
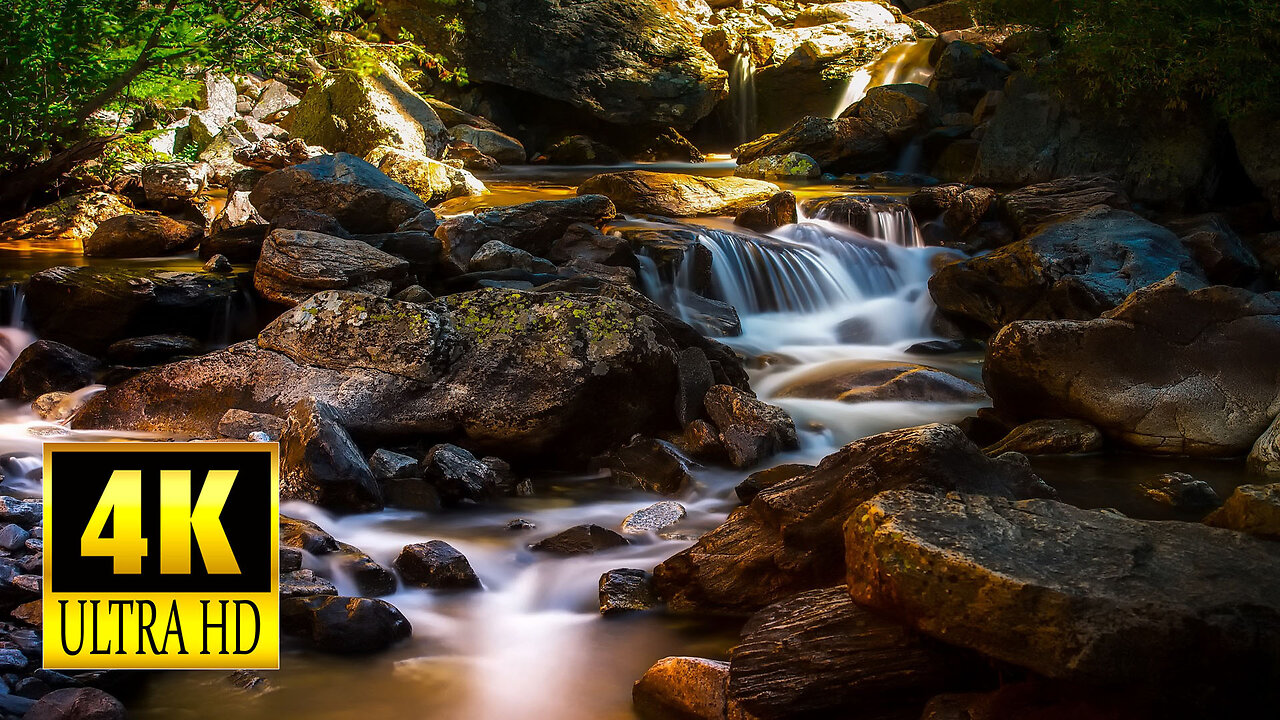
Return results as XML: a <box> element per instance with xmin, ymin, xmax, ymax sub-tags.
<box><xmin>505</xmin><ymin>518</ymin><xmax>536</xmax><ymax>531</ymax></box>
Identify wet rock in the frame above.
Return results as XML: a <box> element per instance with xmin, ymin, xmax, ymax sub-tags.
<box><xmin>675</xmin><ymin>347</ymin><xmax>714</xmax><ymax>428</ymax></box>
<box><xmin>280</xmin><ymin>569</ymin><xmax>338</xmax><ymax>598</ymax></box>
<box><xmin>217</xmin><ymin>409</ymin><xmax>284</xmax><ymax>441</ymax></box>
<box><xmin>542</xmin><ymin>135</ymin><xmax>622</xmax><ymax>165</ymax></box>
<box><xmin>280</xmin><ymin>547</ymin><xmax>303</xmax><ymax>573</ymax></box>
<box><xmin>0</xmin><ymin>341</ymin><xmax>100</xmax><ymax>402</ymax></box>
<box><xmin>200</xmin><ymin>225</ymin><xmax>268</xmax><ymax>263</ymax></box>
<box><xmin>703</xmin><ymin>385</ymin><xmax>797</xmax><ymax>469</ymax></box>
<box><xmin>735</xmin><ymin>116</ymin><xmax>893</xmax><ymax>175</ymax></box>
<box><xmin>254</xmin><ymin>229</ymin><xmax>410</xmax><ymax>305</ymax></box>
<box><xmin>672</xmin><ymin>419</ymin><xmax>726</xmax><ymax>463</ymax></box>
<box><xmin>436</xmin><ymin>194</ymin><xmax>616</xmax><ymax>269</ymax></box>
<box><xmin>281</xmin><ymin>595</ymin><xmax>411</xmax><ymax>653</ymax></box>
<box><xmin>846</xmin><ymin>83</ymin><xmax>937</xmax><ymax>144</ymax></box>
<box><xmin>734</xmin><ymin>153</ymin><xmax>821</xmax><ymax>180</ymax></box>
<box><xmin>1249</xmin><ymin>415</ymin><xmax>1280</xmax><ymax>479</ymax></box>
<box><xmin>845</xmin><ymin>489</ymin><xmax>1280</xmax><ymax>699</ymax></box>
<box><xmin>604</xmin><ymin>437</ymin><xmax>693</xmax><ymax>496</ymax></box>
<box><xmin>729</xmin><ymin>586</ymin><xmax>982</xmax><ymax>720</ymax></box>
<box><xmin>202</xmin><ymin>254</ymin><xmax>233</xmax><ymax>273</ymax></box>
<box><xmin>930</xmin><ymin>207</ymin><xmax>1204</xmax><ymax>332</ymax></box>
<box><xmin>334</xmin><ymin>542</ymin><xmax>397</xmax><ymax>597</ymax></box>
<box><xmin>249</xmin><ymin>153</ymin><xmax>427</xmax><ymax>234</ymax></box>
<box><xmin>368</xmin><ymin>449</ymin><xmax>419</xmax><ymax>480</ymax></box>
<box><xmin>548</xmin><ymin>223</ymin><xmax>638</xmax><ymax>270</ymax></box>
<box><xmin>280</xmin><ymin>515</ymin><xmax>340</xmax><ymax>555</ymax></box>
<box><xmin>450</xmin><ymin>124</ymin><xmax>525</xmax><ymax>164</ymax></box>
<box><xmin>1139</xmin><ymin>472</ymin><xmax>1219</xmax><ymax>509</ymax></box>
<box><xmin>985</xmin><ymin>275</ymin><xmax>1280</xmax><ymax>455</ymax></box>
<box><xmin>633</xmin><ymin>656</ymin><xmax>728</xmax><ymax>720</ymax></box>
<box><xmin>421</xmin><ymin>444</ymin><xmax>499</xmax><ymax>505</ymax></box>
<box><xmin>622</xmin><ymin>501</ymin><xmax>687</xmax><ymax>534</ymax></box>
<box><xmin>531</xmin><ymin>524</ymin><xmax>629</xmax><ymax>555</ymax></box>
<box><xmin>599</xmin><ymin>568</ymin><xmax>659</xmax><ymax>615</ymax></box>
<box><xmin>1205</xmin><ymin>484</ymin><xmax>1280</xmax><ymax>540</ymax></box>
<box><xmin>280</xmin><ymin>398</ymin><xmax>383</xmax><ymax>512</ymax></box>
<box><xmin>0</xmin><ymin>191</ymin><xmax>137</xmax><ymax>247</ymax></box>
<box><xmin>734</xmin><ymin>191</ymin><xmax>798</xmax><ymax>233</ymax></box>
<box><xmin>105</xmin><ymin>334</ymin><xmax>201</xmax><ymax>366</ymax></box>
<box><xmin>394</xmin><ymin>540</ymin><xmax>481</xmax><ymax>590</ymax></box>
<box><xmin>82</xmin><ymin>214</ymin><xmax>203</xmax><ymax>258</ymax></box>
<box><xmin>904</xmin><ymin>338</ymin><xmax>984</xmax><ymax>355</ymax></box>
<box><xmin>578</xmin><ymin>171</ymin><xmax>779</xmax><ymax>217</ymax></box>
<box><xmin>771</xmin><ymin>360</ymin><xmax>987</xmax><ymax>404</ymax></box>
<box><xmin>983</xmin><ymin>418</ymin><xmax>1104</xmax><ymax>456</ymax></box>
<box><xmin>999</xmin><ymin>176</ymin><xmax>1131</xmax><ymax>237</ymax></box>
<box><xmin>24</xmin><ymin>688</ymin><xmax>125</xmax><ymax>720</ymax></box>
<box><xmin>734</xmin><ymin>463</ymin><xmax>813</xmax><ymax>504</ymax></box>
<box><xmin>288</xmin><ymin>65</ymin><xmax>448</xmax><ymax>159</ymax></box>
<box><xmin>654</xmin><ymin>423</ymin><xmax>1052</xmax><ymax>613</ymax></box>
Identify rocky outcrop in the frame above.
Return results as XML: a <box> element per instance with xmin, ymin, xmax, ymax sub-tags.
<box><xmin>985</xmin><ymin>276</ymin><xmax>1280</xmax><ymax>455</ymax></box>
<box><xmin>253</xmin><ymin>229</ymin><xmax>410</xmax><ymax>305</ymax></box>
<box><xmin>578</xmin><ymin>171</ymin><xmax>779</xmax><ymax>217</ymax></box>
<box><xmin>653</xmin><ymin>423</ymin><xmax>1050</xmax><ymax>613</ymax></box>
<box><xmin>930</xmin><ymin>207</ymin><xmax>1204</xmax><ymax>332</ymax></box>
<box><xmin>845</xmin><ymin>489</ymin><xmax>1280</xmax><ymax>704</ymax></box>
<box><xmin>249</xmin><ymin>153</ymin><xmax>427</xmax><ymax>234</ymax></box>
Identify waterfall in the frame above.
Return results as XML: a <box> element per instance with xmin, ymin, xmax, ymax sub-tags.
<box><xmin>0</xmin><ymin>285</ymin><xmax>33</xmax><ymax>379</ymax></box>
<box><xmin>832</xmin><ymin>39</ymin><xmax>937</xmax><ymax>117</ymax></box>
<box><xmin>729</xmin><ymin>52</ymin><xmax>758</xmax><ymax>145</ymax></box>
<box><xmin>808</xmin><ymin>196</ymin><xmax>925</xmax><ymax>248</ymax></box>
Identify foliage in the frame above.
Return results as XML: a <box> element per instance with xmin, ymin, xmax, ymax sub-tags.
<box><xmin>972</xmin><ymin>0</ymin><xmax>1280</xmax><ymax>117</ymax></box>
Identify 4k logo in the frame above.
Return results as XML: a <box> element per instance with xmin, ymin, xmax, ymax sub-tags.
<box><xmin>43</xmin><ymin>444</ymin><xmax>279</xmax><ymax>670</ymax></box>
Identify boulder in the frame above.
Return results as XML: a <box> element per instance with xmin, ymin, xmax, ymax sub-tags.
<box><xmin>985</xmin><ymin>276</ymin><xmax>1280</xmax><ymax>455</ymax></box>
<box><xmin>599</xmin><ymin>568</ymin><xmax>659</xmax><ymax>615</ymax></box>
<box><xmin>1250</xmin><ymin>415</ymin><xmax>1280</xmax><ymax>479</ymax></box>
<box><xmin>654</xmin><ymin>423</ymin><xmax>1050</xmax><ymax>613</ymax></box>
<box><xmin>106</xmin><ymin>333</ymin><xmax>202</xmax><ymax>366</ymax></box>
<box><xmin>845</xmin><ymin>83</ymin><xmax>937</xmax><ymax>142</ymax></box>
<box><xmin>703</xmin><ymin>385</ymin><xmax>798</xmax><ymax>468</ymax></box>
<box><xmin>930</xmin><ymin>207</ymin><xmax>1204</xmax><ymax>332</ymax></box>
<box><xmin>217</xmin><ymin>409</ymin><xmax>284</xmax><ymax>441</ymax></box>
<box><xmin>1164</xmin><ymin>213</ymin><xmax>1261</xmax><ymax>287</ymax></box>
<box><xmin>982</xmin><ymin>418</ymin><xmax>1103</xmax><ymax>456</ymax></box>
<box><xmin>770</xmin><ymin>360</ymin><xmax>987</xmax><ymax>404</ymax></box>
<box><xmin>436</xmin><ymin>195</ymin><xmax>616</xmax><ymax>269</ymax></box>
<box><xmin>280</xmin><ymin>596</ymin><xmax>411</xmax><ymax>653</ymax></box>
<box><xmin>999</xmin><ymin>176</ymin><xmax>1131</xmax><ymax>237</ymax></box>
<box><xmin>734</xmin><ymin>153</ymin><xmax>822</xmax><ymax>180</ymax></box>
<box><xmin>0</xmin><ymin>341</ymin><xmax>100</xmax><ymax>402</ymax></box>
<box><xmin>250</xmin><ymin>79</ymin><xmax>300</xmax><ymax>120</ymax></box>
<box><xmin>0</xmin><ymin>192</ymin><xmax>137</xmax><ymax>248</ymax></box>
<box><xmin>249</xmin><ymin>153</ymin><xmax>427</xmax><ymax>234</ymax></box>
<box><xmin>734</xmin><ymin>191</ymin><xmax>798</xmax><ymax>233</ymax></box>
<box><xmin>729</xmin><ymin>586</ymin><xmax>981</xmax><ymax>720</ymax></box>
<box><xmin>734</xmin><ymin>116</ymin><xmax>893</xmax><ymax>175</ymax></box>
<box><xmin>333</xmin><ymin>542</ymin><xmax>398</xmax><ymax>597</ymax></box>
<box><xmin>622</xmin><ymin>501</ymin><xmax>687</xmax><ymax>534</ymax></box>
<box><xmin>421</xmin><ymin>443</ymin><xmax>499</xmax><ymax>504</ymax></box>
<box><xmin>468</xmin><ymin>240</ymin><xmax>556</xmax><ymax>273</ymax></box>
<box><xmin>548</xmin><ymin>223</ymin><xmax>638</xmax><ymax>269</ymax></box>
<box><xmin>633</xmin><ymin>657</ymin><xmax>728</xmax><ymax>720</ymax></box>
<box><xmin>578</xmin><ymin>171</ymin><xmax>779</xmax><ymax>217</ymax></box>
<box><xmin>253</xmin><ymin>229</ymin><xmax>410</xmax><ymax>305</ymax></box>
<box><xmin>280</xmin><ymin>569</ymin><xmax>338</xmax><ymax>599</ymax></box>
<box><xmin>449</xmin><ymin>124</ymin><xmax>525</xmax><ymax>164</ymax></box>
<box><xmin>1205</xmin><ymin>484</ymin><xmax>1280</xmax><ymax>540</ymax></box>
<box><xmin>366</xmin><ymin>146</ymin><xmax>486</xmax><ymax>205</ymax></box>
<box><xmin>394</xmin><ymin>540</ymin><xmax>481</xmax><ymax>589</ymax></box>
<box><xmin>280</xmin><ymin>397</ymin><xmax>383</xmax><ymax>512</ymax></box>
<box><xmin>531</xmin><ymin>524</ymin><xmax>629</xmax><ymax>555</ymax></box>
<box><xmin>82</xmin><ymin>214</ymin><xmax>203</xmax><ymax>258</ymax></box>
<box><xmin>141</xmin><ymin>162</ymin><xmax>208</xmax><ymax>201</ymax></box>
<box><xmin>287</xmin><ymin>65</ymin><xmax>448</xmax><ymax>159</ymax></box>
<box><xmin>604</xmin><ymin>437</ymin><xmax>694</xmax><ymax>495</ymax></box>
<box><xmin>233</xmin><ymin>138</ymin><xmax>318</xmax><ymax>171</ymax></box>
<box><xmin>368</xmin><ymin>449</ymin><xmax>419</xmax><ymax>480</ymax></box>
<box><xmin>24</xmin><ymin>688</ymin><xmax>125</xmax><ymax>720</ymax></box>
<box><xmin>735</xmin><ymin>464</ymin><xmax>812</xmax><ymax>504</ymax></box>
<box><xmin>845</xmin><ymin>489</ymin><xmax>1280</xmax><ymax>703</ymax></box>
<box><xmin>376</xmin><ymin>0</ymin><xmax>725</xmax><ymax>127</ymax></box>
<box><xmin>280</xmin><ymin>514</ymin><xmax>340</xmax><ymax>555</ymax></box>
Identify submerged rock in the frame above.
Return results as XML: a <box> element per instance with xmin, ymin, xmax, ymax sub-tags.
<box><xmin>1139</xmin><ymin>472</ymin><xmax>1219</xmax><ymax>509</ymax></box>
<box><xmin>982</xmin><ymin>418</ymin><xmax>1104</xmax><ymax>456</ymax></box>
<box><xmin>281</xmin><ymin>596</ymin><xmax>411</xmax><ymax>654</ymax></box>
<box><xmin>599</xmin><ymin>568</ymin><xmax>659</xmax><ymax>615</ymax></box>
<box><xmin>770</xmin><ymin>360</ymin><xmax>987</xmax><ymax>405</ymax></box>
<box><xmin>1205</xmin><ymin>484</ymin><xmax>1280</xmax><ymax>540</ymax></box>
<box><xmin>578</xmin><ymin>171</ymin><xmax>779</xmax><ymax>217</ymax></box>
<box><xmin>531</xmin><ymin>524</ymin><xmax>629</xmax><ymax>555</ymax></box>
<box><xmin>633</xmin><ymin>656</ymin><xmax>728</xmax><ymax>720</ymax></box>
<box><xmin>249</xmin><ymin>153</ymin><xmax>427</xmax><ymax>234</ymax></box>
<box><xmin>394</xmin><ymin>540</ymin><xmax>481</xmax><ymax>589</ymax></box>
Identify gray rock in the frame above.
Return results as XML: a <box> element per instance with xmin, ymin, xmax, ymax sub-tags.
<box><xmin>280</xmin><ymin>595</ymin><xmax>411</xmax><ymax>653</ymax></box>
<box><xmin>621</xmin><ymin>501</ymin><xmax>687</xmax><ymax>534</ymax></box>
<box><xmin>254</xmin><ymin>229</ymin><xmax>409</xmax><ymax>306</ymax></box>
<box><xmin>0</xmin><ymin>524</ymin><xmax>30</xmax><ymax>551</ymax></box>
<box><xmin>280</xmin><ymin>569</ymin><xmax>338</xmax><ymax>598</ymax></box>
<box><xmin>249</xmin><ymin>153</ymin><xmax>427</xmax><ymax>234</ymax></box>
<box><xmin>421</xmin><ymin>444</ymin><xmax>498</xmax><ymax>505</ymax></box>
<box><xmin>280</xmin><ymin>398</ymin><xmax>383</xmax><ymax>512</ymax></box>
<box><xmin>368</xmin><ymin>449</ymin><xmax>419</xmax><ymax>480</ymax></box>
<box><xmin>394</xmin><ymin>540</ymin><xmax>481</xmax><ymax>589</ymax></box>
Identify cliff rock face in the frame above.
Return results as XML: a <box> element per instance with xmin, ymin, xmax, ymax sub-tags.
<box><xmin>375</xmin><ymin>0</ymin><xmax>726</xmax><ymax>127</ymax></box>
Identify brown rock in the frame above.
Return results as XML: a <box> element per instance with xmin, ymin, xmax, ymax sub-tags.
<box><xmin>83</xmin><ymin>214</ymin><xmax>203</xmax><ymax>257</ymax></box>
<box><xmin>634</xmin><ymin>656</ymin><xmax>729</xmax><ymax>720</ymax></box>
<box><xmin>579</xmin><ymin>171</ymin><xmax>779</xmax><ymax>217</ymax></box>
<box><xmin>1205</xmin><ymin>483</ymin><xmax>1280</xmax><ymax>539</ymax></box>
<box><xmin>703</xmin><ymin>385</ymin><xmax>798</xmax><ymax>468</ymax></box>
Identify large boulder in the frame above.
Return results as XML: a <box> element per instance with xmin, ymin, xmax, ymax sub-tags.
<box><xmin>985</xmin><ymin>275</ymin><xmax>1280</xmax><ymax>455</ymax></box>
<box><xmin>82</xmin><ymin>214</ymin><xmax>203</xmax><ymax>258</ymax></box>
<box><xmin>845</xmin><ymin>489</ymin><xmax>1280</xmax><ymax>707</ymax></box>
<box><xmin>249</xmin><ymin>153</ymin><xmax>427</xmax><ymax>234</ymax></box>
<box><xmin>253</xmin><ymin>229</ymin><xmax>410</xmax><ymax>305</ymax></box>
<box><xmin>578</xmin><ymin>171</ymin><xmax>778</xmax><ymax>217</ymax></box>
<box><xmin>376</xmin><ymin>0</ymin><xmax>725</xmax><ymax>127</ymax></box>
<box><xmin>436</xmin><ymin>195</ymin><xmax>616</xmax><ymax>269</ymax></box>
<box><xmin>653</xmin><ymin>423</ymin><xmax>1050</xmax><ymax>613</ymax></box>
<box><xmin>930</xmin><ymin>207</ymin><xmax>1204</xmax><ymax>332</ymax></box>
<box><xmin>366</xmin><ymin>146</ymin><xmax>486</xmax><ymax>205</ymax></box>
<box><xmin>0</xmin><ymin>192</ymin><xmax>137</xmax><ymax>249</ymax></box>
<box><xmin>998</xmin><ymin>175</ymin><xmax>1130</xmax><ymax>237</ymax></box>
<box><xmin>0</xmin><ymin>340</ymin><xmax>100</xmax><ymax>402</ymax></box>
<box><xmin>73</xmin><ymin>288</ymin><xmax>711</xmax><ymax>464</ymax></box>
<box><xmin>287</xmin><ymin>64</ymin><xmax>448</xmax><ymax>159</ymax></box>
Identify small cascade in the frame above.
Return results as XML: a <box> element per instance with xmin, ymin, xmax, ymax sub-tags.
<box><xmin>832</xmin><ymin>39</ymin><xmax>937</xmax><ymax>117</ymax></box>
<box><xmin>808</xmin><ymin>196</ymin><xmax>925</xmax><ymax>248</ymax></box>
<box><xmin>728</xmin><ymin>51</ymin><xmax>758</xmax><ymax>145</ymax></box>
<box><xmin>0</xmin><ymin>285</ymin><xmax>32</xmax><ymax>379</ymax></box>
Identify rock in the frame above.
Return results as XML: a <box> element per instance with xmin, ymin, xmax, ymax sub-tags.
<box><xmin>531</xmin><ymin>524</ymin><xmax>630</xmax><ymax>555</ymax></box>
<box><xmin>197</xmin><ymin>71</ymin><xmax>238</xmax><ymax>121</ymax></box>
<box><xmin>468</xmin><ymin>240</ymin><xmax>555</xmax><ymax>273</ymax></box>
<box><xmin>999</xmin><ymin>176</ymin><xmax>1131</xmax><ymax>237</ymax></box>
<box><xmin>377</xmin><ymin>0</ymin><xmax>725</xmax><ymax>127</ymax></box>
<box><xmin>845</xmin><ymin>83</ymin><xmax>937</xmax><ymax>143</ymax></box>
<box><xmin>141</xmin><ymin>162</ymin><xmax>208</xmax><ymax>201</ymax></box>
<box><xmin>394</xmin><ymin>540</ymin><xmax>481</xmax><ymax>589</ymax></box>
<box><xmin>654</xmin><ymin>423</ymin><xmax>1051</xmax><ymax>613</ymax></box>
<box><xmin>1230</xmin><ymin>111</ymin><xmax>1280</xmax><ymax>221</ymax></box>
<box><xmin>0</xmin><ymin>341</ymin><xmax>100</xmax><ymax>402</ymax></box>
<box><xmin>703</xmin><ymin>385</ymin><xmax>798</xmax><ymax>469</ymax></box>
<box><xmin>254</xmin><ymin>229</ymin><xmax>409</xmax><ymax>306</ymax></box>
<box><xmin>930</xmin><ymin>207</ymin><xmax>1204</xmax><ymax>332</ymax></box>
<box><xmin>281</xmin><ymin>596</ymin><xmax>411</xmax><ymax>653</ymax></box>
<box><xmin>599</xmin><ymin>568</ymin><xmax>659</xmax><ymax>615</ymax></box>
<box><xmin>982</xmin><ymin>418</ymin><xmax>1104</xmax><ymax>456</ymax></box>
<box><xmin>334</xmin><ymin>542</ymin><xmax>397</xmax><ymax>597</ymax></box>
<box><xmin>622</xmin><ymin>501</ymin><xmax>687</xmax><ymax>534</ymax></box>
<box><xmin>578</xmin><ymin>171</ymin><xmax>779</xmax><ymax>217</ymax></box>
<box><xmin>82</xmin><ymin>214</ymin><xmax>203</xmax><ymax>258</ymax></box>
<box><xmin>0</xmin><ymin>191</ymin><xmax>137</xmax><ymax>248</ymax></box>
<box><xmin>548</xmin><ymin>223</ymin><xmax>637</xmax><ymax>271</ymax></box>
<box><xmin>0</xmin><ymin>524</ymin><xmax>30</xmax><ymax>551</ymax></box>
<box><xmin>1250</xmin><ymin>415</ymin><xmax>1280</xmax><ymax>479</ymax></box>
<box><xmin>23</xmin><ymin>688</ymin><xmax>125</xmax><ymax>720</ymax></box>
<box><xmin>542</xmin><ymin>135</ymin><xmax>622</xmax><ymax>165</ymax></box>
<box><xmin>233</xmin><ymin>138</ymin><xmax>318</xmax><ymax>171</ymax></box>
<box><xmin>604</xmin><ymin>437</ymin><xmax>693</xmax><ymax>495</ymax></box>
<box><xmin>106</xmin><ymin>334</ymin><xmax>201</xmax><ymax>366</ymax></box>
<box><xmin>202</xmin><ymin>254</ymin><xmax>233</xmax><ymax>273</ymax></box>
<box><xmin>985</xmin><ymin>276</ymin><xmax>1280</xmax><ymax>455</ymax></box>
<box><xmin>1139</xmin><ymin>472</ymin><xmax>1219</xmax><ymax>509</ymax></box>
<box><xmin>366</xmin><ymin>146</ymin><xmax>486</xmax><ymax>204</ymax></box>
<box><xmin>734</xmin><ymin>191</ymin><xmax>798</xmax><ymax>233</ymax></box>
<box><xmin>734</xmin><ymin>116</ymin><xmax>892</xmax><ymax>175</ymax></box>
<box><xmin>368</xmin><ymin>449</ymin><xmax>419</xmax><ymax>480</ymax></box>
<box><xmin>1205</xmin><ymin>484</ymin><xmax>1280</xmax><ymax>539</ymax></box>
<box><xmin>633</xmin><ymin>656</ymin><xmax>728</xmax><ymax>720</ymax></box>
<box><xmin>280</xmin><ymin>514</ymin><xmax>340</xmax><ymax>555</ymax></box>
<box><xmin>845</xmin><ymin>489</ymin><xmax>1280</xmax><ymax>701</ymax></box>
<box><xmin>201</xmin><ymin>225</ymin><xmax>268</xmax><ymax>263</ymax></box>
<box><xmin>421</xmin><ymin>443</ymin><xmax>499</xmax><ymax>505</ymax></box>
<box><xmin>674</xmin><ymin>347</ymin><xmax>714</xmax><ymax>428</ymax></box>
<box><xmin>734</xmin><ymin>153</ymin><xmax>821</xmax><ymax>180</ymax></box>
<box><xmin>729</xmin><ymin>586</ymin><xmax>980</xmax><ymax>720</ymax></box>
<box><xmin>436</xmin><ymin>195</ymin><xmax>616</xmax><ymax>269</ymax></box>
<box><xmin>280</xmin><ymin>568</ymin><xmax>338</xmax><ymax>598</ymax></box>
<box><xmin>217</xmin><ymin>409</ymin><xmax>284</xmax><ymax>441</ymax></box>
<box><xmin>450</xmin><ymin>124</ymin><xmax>525</xmax><ymax>164</ymax></box>
<box><xmin>280</xmin><ymin>397</ymin><xmax>383</xmax><ymax>512</ymax></box>
<box><xmin>287</xmin><ymin>64</ymin><xmax>448</xmax><ymax>159</ymax></box>
<box><xmin>771</xmin><ymin>360</ymin><xmax>988</xmax><ymax>404</ymax></box>
<box><xmin>904</xmin><ymin>338</ymin><xmax>984</xmax><ymax>355</ymax></box>
<box><xmin>249</xmin><ymin>153</ymin><xmax>427</xmax><ymax>234</ymax></box>
<box><xmin>734</xmin><ymin>463</ymin><xmax>813</xmax><ymax>504</ymax></box>
<box><xmin>0</xmin><ymin>497</ymin><xmax>42</xmax><ymax>528</ymax></box>
<box><xmin>250</xmin><ymin>80</ymin><xmax>300</xmax><ymax>120</ymax></box>
<box><xmin>1164</xmin><ymin>213</ymin><xmax>1261</xmax><ymax>287</ymax></box>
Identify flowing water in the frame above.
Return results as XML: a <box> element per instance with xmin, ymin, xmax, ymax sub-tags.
<box><xmin>728</xmin><ymin>52</ymin><xmax>758</xmax><ymax>146</ymax></box>
<box><xmin>832</xmin><ymin>39</ymin><xmax>937</xmax><ymax>117</ymax></box>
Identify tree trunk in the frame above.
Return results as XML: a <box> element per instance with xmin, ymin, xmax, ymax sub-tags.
<box><xmin>0</xmin><ymin>136</ymin><xmax>117</xmax><ymax>217</ymax></box>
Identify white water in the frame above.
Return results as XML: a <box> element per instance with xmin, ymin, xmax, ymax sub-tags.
<box><xmin>832</xmin><ymin>40</ymin><xmax>938</xmax><ymax>118</ymax></box>
<box><xmin>729</xmin><ymin>52</ymin><xmax>758</xmax><ymax>145</ymax></box>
